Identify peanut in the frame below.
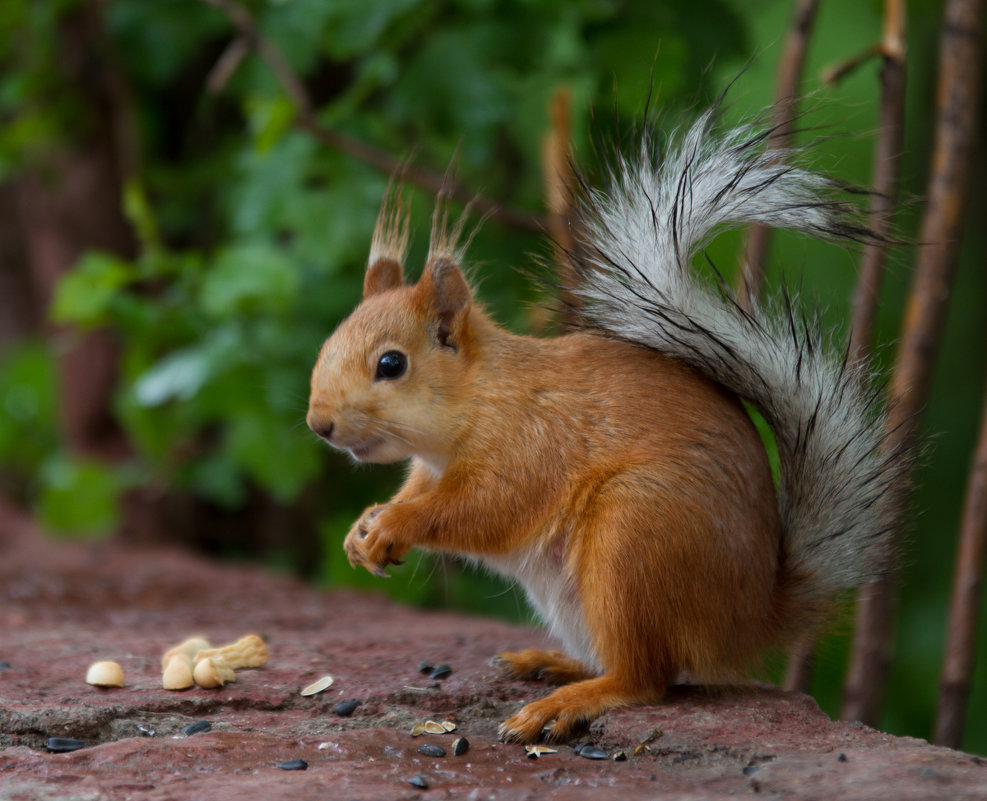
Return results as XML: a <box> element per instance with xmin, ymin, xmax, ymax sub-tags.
<box><xmin>192</xmin><ymin>656</ymin><xmax>237</xmax><ymax>689</ymax></box>
<box><xmin>193</xmin><ymin>634</ymin><xmax>268</xmax><ymax>671</ymax></box>
<box><xmin>161</xmin><ymin>635</ymin><xmax>211</xmax><ymax>690</ymax></box>
<box><xmin>161</xmin><ymin>635</ymin><xmax>211</xmax><ymax>670</ymax></box>
<box><xmin>85</xmin><ymin>660</ymin><xmax>124</xmax><ymax>688</ymax></box>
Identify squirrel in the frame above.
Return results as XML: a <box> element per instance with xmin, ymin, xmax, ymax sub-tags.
<box><xmin>306</xmin><ymin>105</ymin><xmax>909</xmax><ymax>744</ymax></box>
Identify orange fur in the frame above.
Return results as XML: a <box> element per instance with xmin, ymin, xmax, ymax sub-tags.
<box><xmin>307</xmin><ymin>217</ymin><xmax>794</xmax><ymax>744</ymax></box>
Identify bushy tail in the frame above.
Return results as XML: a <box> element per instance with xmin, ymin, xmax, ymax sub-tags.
<box><xmin>570</xmin><ymin>108</ymin><xmax>909</xmax><ymax>605</ymax></box>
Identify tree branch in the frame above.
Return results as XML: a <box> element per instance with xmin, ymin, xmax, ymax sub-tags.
<box><xmin>935</xmin><ymin>371</ymin><xmax>987</xmax><ymax>748</ymax></box>
<box><xmin>841</xmin><ymin>0</ymin><xmax>985</xmax><ymax>727</ymax></box>
<box><xmin>737</xmin><ymin>0</ymin><xmax>820</xmax><ymax>309</ymax></box>
<box><xmin>199</xmin><ymin>0</ymin><xmax>545</xmax><ymax>234</ymax></box>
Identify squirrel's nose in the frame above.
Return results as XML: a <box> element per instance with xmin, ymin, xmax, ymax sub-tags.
<box><xmin>307</xmin><ymin>413</ymin><xmax>335</xmax><ymax>442</ymax></box>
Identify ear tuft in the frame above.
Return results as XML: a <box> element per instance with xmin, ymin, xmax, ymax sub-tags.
<box><xmin>364</xmin><ymin>181</ymin><xmax>410</xmax><ymax>298</ymax></box>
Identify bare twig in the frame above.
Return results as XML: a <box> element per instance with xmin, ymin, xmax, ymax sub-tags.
<box><xmin>737</xmin><ymin>0</ymin><xmax>820</xmax><ymax>309</ymax></box>
<box><xmin>934</xmin><ymin>373</ymin><xmax>987</xmax><ymax>748</ymax></box>
<box><xmin>841</xmin><ymin>0</ymin><xmax>985</xmax><ymax>726</ymax></box>
<box><xmin>847</xmin><ymin>0</ymin><xmax>908</xmax><ymax>368</ymax></box>
<box><xmin>199</xmin><ymin>0</ymin><xmax>544</xmax><ymax>234</ymax></box>
<box><xmin>821</xmin><ymin>43</ymin><xmax>883</xmax><ymax>86</ymax></box>
<box><xmin>538</xmin><ymin>87</ymin><xmax>580</xmax><ymax>329</ymax></box>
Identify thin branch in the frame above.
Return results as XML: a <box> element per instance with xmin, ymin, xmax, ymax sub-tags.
<box><xmin>738</xmin><ymin>0</ymin><xmax>820</xmax><ymax>309</ymax></box>
<box><xmin>821</xmin><ymin>43</ymin><xmax>883</xmax><ymax>86</ymax></box>
<box><xmin>539</xmin><ymin>87</ymin><xmax>580</xmax><ymax>330</ymax></box>
<box><xmin>199</xmin><ymin>0</ymin><xmax>544</xmax><ymax>234</ymax></box>
<box><xmin>847</xmin><ymin>0</ymin><xmax>907</xmax><ymax>369</ymax></box>
<box><xmin>934</xmin><ymin>371</ymin><xmax>987</xmax><ymax>748</ymax></box>
<box><xmin>842</xmin><ymin>0</ymin><xmax>985</xmax><ymax>726</ymax></box>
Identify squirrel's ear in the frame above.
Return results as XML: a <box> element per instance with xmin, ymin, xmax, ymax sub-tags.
<box><xmin>363</xmin><ymin>257</ymin><xmax>403</xmax><ymax>298</ymax></box>
<box><xmin>364</xmin><ymin>183</ymin><xmax>410</xmax><ymax>298</ymax></box>
<box><xmin>418</xmin><ymin>257</ymin><xmax>472</xmax><ymax>350</ymax></box>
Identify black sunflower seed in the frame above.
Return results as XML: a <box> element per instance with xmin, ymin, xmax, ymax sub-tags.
<box><xmin>428</xmin><ymin>664</ymin><xmax>452</xmax><ymax>680</ymax></box>
<box><xmin>417</xmin><ymin>744</ymin><xmax>446</xmax><ymax>757</ymax></box>
<box><xmin>452</xmin><ymin>737</ymin><xmax>469</xmax><ymax>756</ymax></box>
<box><xmin>333</xmin><ymin>699</ymin><xmax>362</xmax><ymax>717</ymax></box>
<box><xmin>577</xmin><ymin>745</ymin><xmax>608</xmax><ymax>760</ymax></box>
<box><xmin>278</xmin><ymin>759</ymin><xmax>308</xmax><ymax>771</ymax></box>
<box><xmin>45</xmin><ymin>737</ymin><xmax>85</xmax><ymax>753</ymax></box>
<box><xmin>181</xmin><ymin>720</ymin><xmax>212</xmax><ymax>736</ymax></box>
<box><xmin>408</xmin><ymin>774</ymin><xmax>429</xmax><ymax>788</ymax></box>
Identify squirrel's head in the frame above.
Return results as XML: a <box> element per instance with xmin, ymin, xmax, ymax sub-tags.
<box><xmin>307</xmin><ymin>188</ymin><xmax>481</xmax><ymax>474</ymax></box>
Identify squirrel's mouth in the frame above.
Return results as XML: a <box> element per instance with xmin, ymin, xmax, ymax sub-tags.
<box><xmin>347</xmin><ymin>439</ymin><xmax>381</xmax><ymax>461</ymax></box>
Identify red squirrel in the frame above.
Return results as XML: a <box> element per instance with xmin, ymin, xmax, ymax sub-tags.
<box><xmin>306</xmin><ymin>107</ymin><xmax>907</xmax><ymax>744</ymax></box>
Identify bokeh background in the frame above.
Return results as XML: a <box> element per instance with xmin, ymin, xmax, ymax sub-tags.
<box><xmin>1</xmin><ymin>0</ymin><xmax>985</xmax><ymax>752</ymax></box>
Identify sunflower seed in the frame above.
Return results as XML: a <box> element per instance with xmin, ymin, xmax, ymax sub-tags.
<box><xmin>300</xmin><ymin>675</ymin><xmax>334</xmax><ymax>696</ymax></box>
<box><xmin>577</xmin><ymin>745</ymin><xmax>608</xmax><ymax>760</ymax></box>
<box><xmin>278</xmin><ymin>759</ymin><xmax>308</xmax><ymax>771</ymax></box>
<box><xmin>428</xmin><ymin>664</ymin><xmax>452</xmax><ymax>680</ymax></box>
<box><xmin>452</xmin><ymin>737</ymin><xmax>469</xmax><ymax>756</ymax></box>
<box><xmin>181</xmin><ymin>720</ymin><xmax>212</xmax><ymax>736</ymax></box>
<box><xmin>417</xmin><ymin>744</ymin><xmax>446</xmax><ymax>757</ymax></box>
<box><xmin>333</xmin><ymin>699</ymin><xmax>362</xmax><ymax>717</ymax></box>
<box><xmin>408</xmin><ymin>775</ymin><xmax>429</xmax><ymax>788</ymax></box>
<box><xmin>45</xmin><ymin>737</ymin><xmax>86</xmax><ymax>753</ymax></box>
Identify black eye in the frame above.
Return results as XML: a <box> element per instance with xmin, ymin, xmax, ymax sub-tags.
<box><xmin>375</xmin><ymin>350</ymin><xmax>407</xmax><ymax>380</ymax></box>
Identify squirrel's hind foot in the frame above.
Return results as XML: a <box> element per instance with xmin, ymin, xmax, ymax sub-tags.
<box><xmin>493</xmin><ymin>649</ymin><xmax>593</xmax><ymax>686</ymax></box>
<box><xmin>498</xmin><ymin>675</ymin><xmax>657</xmax><ymax>744</ymax></box>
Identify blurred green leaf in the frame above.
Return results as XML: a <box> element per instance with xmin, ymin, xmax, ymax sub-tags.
<box><xmin>50</xmin><ymin>252</ymin><xmax>136</xmax><ymax>328</ymax></box>
<box><xmin>37</xmin><ymin>455</ymin><xmax>123</xmax><ymax>538</ymax></box>
<box><xmin>200</xmin><ymin>243</ymin><xmax>299</xmax><ymax>319</ymax></box>
<box><xmin>132</xmin><ymin>327</ymin><xmax>240</xmax><ymax>407</ymax></box>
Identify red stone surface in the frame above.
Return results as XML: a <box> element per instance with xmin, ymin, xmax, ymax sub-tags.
<box><xmin>2</xmin><ymin>501</ymin><xmax>986</xmax><ymax>800</ymax></box>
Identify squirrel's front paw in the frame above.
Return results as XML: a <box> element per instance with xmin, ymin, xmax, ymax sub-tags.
<box><xmin>343</xmin><ymin>505</ymin><xmax>410</xmax><ymax>578</ymax></box>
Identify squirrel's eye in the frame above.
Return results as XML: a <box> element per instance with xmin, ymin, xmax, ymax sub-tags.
<box><xmin>375</xmin><ymin>350</ymin><xmax>407</xmax><ymax>380</ymax></box>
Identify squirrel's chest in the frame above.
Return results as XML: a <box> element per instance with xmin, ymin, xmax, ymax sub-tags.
<box><xmin>482</xmin><ymin>537</ymin><xmax>600</xmax><ymax>672</ymax></box>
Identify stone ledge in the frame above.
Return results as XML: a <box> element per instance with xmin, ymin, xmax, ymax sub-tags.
<box><xmin>1</xmin><ymin>502</ymin><xmax>984</xmax><ymax>800</ymax></box>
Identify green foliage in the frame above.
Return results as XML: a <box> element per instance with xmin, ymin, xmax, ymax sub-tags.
<box><xmin>37</xmin><ymin>454</ymin><xmax>124</xmax><ymax>538</ymax></box>
<box><xmin>0</xmin><ymin>343</ymin><xmax>58</xmax><ymax>499</ymax></box>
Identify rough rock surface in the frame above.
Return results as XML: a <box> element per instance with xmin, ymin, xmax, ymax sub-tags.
<box><xmin>1</xmin><ymin>502</ymin><xmax>985</xmax><ymax>800</ymax></box>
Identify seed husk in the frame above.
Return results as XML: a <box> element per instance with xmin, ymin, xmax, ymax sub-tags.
<box><xmin>612</xmin><ymin>750</ymin><xmax>628</xmax><ymax>761</ymax></box>
<box><xmin>440</xmin><ymin>720</ymin><xmax>457</xmax><ymax>732</ymax></box>
<box><xmin>452</xmin><ymin>737</ymin><xmax>469</xmax><ymax>756</ymax></box>
<box><xmin>333</xmin><ymin>699</ymin><xmax>362</xmax><ymax>717</ymax></box>
<box><xmin>410</xmin><ymin>721</ymin><xmax>427</xmax><ymax>737</ymax></box>
<box><xmin>278</xmin><ymin>759</ymin><xmax>308</xmax><ymax>771</ymax></box>
<box><xmin>428</xmin><ymin>664</ymin><xmax>452</xmax><ymax>680</ymax></box>
<box><xmin>577</xmin><ymin>745</ymin><xmax>608</xmax><ymax>760</ymax></box>
<box><xmin>45</xmin><ymin>737</ymin><xmax>85</xmax><ymax>753</ymax></box>
<box><xmin>300</xmin><ymin>675</ymin><xmax>334</xmax><ymax>696</ymax></box>
<box><xmin>181</xmin><ymin>720</ymin><xmax>212</xmax><ymax>736</ymax></box>
<box><xmin>525</xmin><ymin>745</ymin><xmax>557</xmax><ymax>759</ymax></box>
<box><xmin>417</xmin><ymin>744</ymin><xmax>446</xmax><ymax>757</ymax></box>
